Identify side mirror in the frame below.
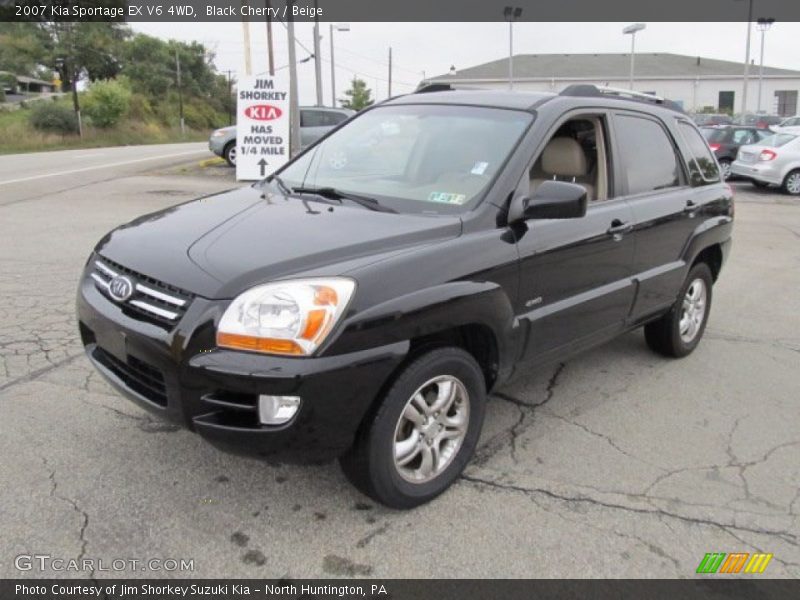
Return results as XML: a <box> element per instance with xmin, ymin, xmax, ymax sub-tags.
<box><xmin>523</xmin><ymin>180</ymin><xmax>588</xmax><ymax>220</ymax></box>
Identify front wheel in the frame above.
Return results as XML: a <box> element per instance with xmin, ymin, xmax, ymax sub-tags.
<box><xmin>340</xmin><ymin>347</ymin><xmax>486</xmax><ymax>509</ymax></box>
<box><xmin>223</xmin><ymin>141</ymin><xmax>236</xmax><ymax>167</ymax></box>
<box><xmin>782</xmin><ymin>169</ymin><xmax>800</xmax><ymax>195</ymax></box>
<box><xmin>645</xmin><ymin>263</ymin><xmax>713</xmax><ymax>358</ymax></box>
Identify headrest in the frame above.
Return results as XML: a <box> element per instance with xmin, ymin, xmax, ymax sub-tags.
<box><xmin>541</xmin><ymin>137</ymin><xmax>588</xmax><ymax>177</ymax></box>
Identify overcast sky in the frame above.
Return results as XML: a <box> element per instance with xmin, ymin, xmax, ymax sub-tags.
<box><xmin>132</xmin><ymin>21</ymin><xmax>800</xmax><ymax>105</ymax></box>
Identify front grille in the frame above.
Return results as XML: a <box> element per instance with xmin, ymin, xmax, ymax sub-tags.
<box><xmin>93</xmin><ymin>347</ymin><xmax>168</xmax><ymax>407</ymax></box>
<box><xmin>90</xmin><ymin>256</ymin><xmax>193</xmax><ymax>328</ymax></box>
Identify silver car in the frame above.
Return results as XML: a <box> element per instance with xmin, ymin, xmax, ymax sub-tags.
<box><xmin>209</xmin><ymin>106</ymin><xmax>355</xmax><ymax>167</ymax></box>
<box><xmin>730</xmin><ymin>129</ymin><xmax>800</xmax><ymax>195</ymax></box>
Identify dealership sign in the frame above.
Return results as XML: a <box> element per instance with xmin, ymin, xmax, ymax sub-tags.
<box><xmin>236</xmin><ymin>75</ymin><xmax>289</xmax><ymax>181</ymax></box>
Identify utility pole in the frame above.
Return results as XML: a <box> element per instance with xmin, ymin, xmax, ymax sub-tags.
<box><xmin>225</xmin><ymin>70</ymin><xmax>234</xmax><ymax>125</ymax></box>
<box><xmin>175</xmin><ymin>48</ymin><xmax>184</xmax><ymax>135</ymax></box>
<box><xmin>241</xmin><ymin>0</ymin><xmax>252</xmax><ymax>75</ymax></box>
<box><xmin>388</xmin><ymin>47</ymin><xmax>392</xmax><ymax>97</ymax></box>
<box><xmin>265</xmin><ymin>0</ymin><xmax>275</xmax><ymax>76</ymax></box>
<box><xmin>313</xmin><ymin>0</ymin><xmax>323</xmax><ymax>105</ymax></box>
<box><xmin>329</xmin><ymin>24</ymin><xmax>336</xmax><ymax>106</ymax></box>
<box><xmin>741</xmin><ymin>0</ymin><xmax>754</xmax><ymax>116</ymax></box>
<box><xmin>287</xmin><ymin>1</ymin><xmax>301</xmax><ymax>157</ymax></box>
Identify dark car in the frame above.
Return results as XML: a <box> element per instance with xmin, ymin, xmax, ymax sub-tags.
<box><xmin>692</xmin><ymin>113</ymin><xmax>733</xmax><ymax>126</ymax></box>
<box><xmin>77</xmin><ymin>85</ymin><xmax>733</xmax><ymax>508</ymax></box>
<box><xmin>701</xmin><ymin>125</ymin><xmax>773</xmax><ymax>179</ymax></box>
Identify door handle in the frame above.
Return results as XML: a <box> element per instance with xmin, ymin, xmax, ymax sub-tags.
<box><xmin>683</xmin><ymin>201</ymin><xmax>700</xmax><ymax>214</ymax></box>
<box><xmin>607</xmin><ymin>220</ymin><xmax>633</xmax><ymax>236</ymax></box>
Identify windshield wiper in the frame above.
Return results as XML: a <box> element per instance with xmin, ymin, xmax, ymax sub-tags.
<box><xmin>291</xmin><ymin>186</ymin><xmax>397</xmax><ymax>213</ymax></box>
<box><xmin>270</xmin><ymin>174</ymin><xmax>292</xmax><ymax>195</ymax></box>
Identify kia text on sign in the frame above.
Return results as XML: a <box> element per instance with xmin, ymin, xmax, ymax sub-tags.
<box><xmin>236</xmin><ymin>75</ymin><xmax>290</xmax><ymax>181</ymax></box>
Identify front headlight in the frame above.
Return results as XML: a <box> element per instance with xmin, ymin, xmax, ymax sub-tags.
<box><xmin>216</xmin><ymin>278</ymin><xmax>356</xmax><ymax>356</ymax></box>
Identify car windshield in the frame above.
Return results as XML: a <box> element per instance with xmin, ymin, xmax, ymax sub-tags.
<box><xmin>756</xmin><ymin>133</ymin><xmax>797</xmax><ymax>147</ymax></box>
<box><xmin>275</xmin><ymin>104</ymin><xmax>533</xmax><ymax>214</ymax></box>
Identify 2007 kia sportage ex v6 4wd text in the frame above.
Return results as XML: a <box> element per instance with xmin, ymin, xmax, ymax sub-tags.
<box><xmin>77</xmin><ymin>85</ymin><xmax>733</xmax><ymax>508</ymax></box>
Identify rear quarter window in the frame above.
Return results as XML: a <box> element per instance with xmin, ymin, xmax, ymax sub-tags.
<box><xmin>614</xmin><ymin>114</ymin><xmax>681</xmax><ymax>195</ymax></box>
<box><xmin>677</xmin><ymin>121</ymin><xmax>721</xmax><ymax>184</ymax></box>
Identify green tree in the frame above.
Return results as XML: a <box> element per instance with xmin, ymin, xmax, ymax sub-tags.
<box><xmin>0</xmin><ymin>23</ymin><xmax>49</xmax><ymax>78</ymax></box>
<box><xmin>339</xmin><ymin>77</ymin><xmax>374</xmax><ymax>111</ymax></box>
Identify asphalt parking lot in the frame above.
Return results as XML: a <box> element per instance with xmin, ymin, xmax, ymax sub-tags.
<box><xmin>0</xmin><ymin>145</ymin><xmax>798</xmax><ymax>579</ymax></box>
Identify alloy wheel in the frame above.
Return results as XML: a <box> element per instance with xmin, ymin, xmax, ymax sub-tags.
<box><xmin>393</xmin><ymin>375</ymin><xmax>470</xmax><ymax>484</ymax></box>
<box><xmin>679</xmin><ymin>278</ymin><xmax>707</xmax><ymax>343</ymax></box>
<box><xmin>786</xmin><ymin>172</ymin><xmax>800</xmax><ymax>195</ymax></box>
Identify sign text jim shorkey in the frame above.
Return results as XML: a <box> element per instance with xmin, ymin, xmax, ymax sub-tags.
<box><xmin>17</xmin><ymin>583</ymin><xmax>388</xmax><ymax>597</ymax></box>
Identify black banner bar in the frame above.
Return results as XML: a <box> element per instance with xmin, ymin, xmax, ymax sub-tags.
<box><xmin>3</xmin><ymin>0</ymin><xmax>800</xmax><ymax>22</ymax></box>
<box><xmin>2</xmin><ymin>579</ymin><xmax>799</xmax><ymax>600</ymax></box>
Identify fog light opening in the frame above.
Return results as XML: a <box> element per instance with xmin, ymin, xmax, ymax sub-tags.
<box><xmin>258</xmin><ymin>395</ymin><xmax>301</xmax><ymax>425</ymax></box>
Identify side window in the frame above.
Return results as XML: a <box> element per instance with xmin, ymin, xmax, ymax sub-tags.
<box><xmin>614</xmin><ymin>114</ymin><xmax>680</xmax><ymax>195</ymax></box>
<box><xmin>325</xmin><ymin>111</ymin><xmax>349</xmax><ymax>126</ymax></box>
<box><xmin>676</xmin><ymin>121</ymin><xmax>721</xmax><ymax>184</ymax></box>
<box><xmin>732</xmin><ymin>129</ymin><xmax>755</xmax><ymax>144</ymax></box>
<box><xmin>300</xmin><ymin>110</ymin><xmax>326</xmax><ymax>128</ymax></box>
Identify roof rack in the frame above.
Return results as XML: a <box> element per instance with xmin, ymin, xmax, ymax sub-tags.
<box><xmin>414</xmin><ymin>82</ymin><xmax>490</xmax><ymax>94</ymax></box>
<box><xmin>559</xmin><ymin>84</ymin><xmax>685</xmax><ymax>113</ymax></box>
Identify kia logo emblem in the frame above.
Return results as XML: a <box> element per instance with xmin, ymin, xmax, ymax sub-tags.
<box><xmin>244</xmin><ymin>104</ymin><xmax>282</xmax><ymax>121</ymax></box>
<box><xmin>108</xmin><ymin>275</ymin><xmax>134</xmax><ymax>302</ymax></box>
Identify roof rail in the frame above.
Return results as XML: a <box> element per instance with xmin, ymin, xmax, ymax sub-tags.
<box><xmin>559</xmin><ymin>84</ymin><xmax>685</xmax><ymax>113</ymax></box>
<box><xmin>414</xmin><ymin>82</ymin><xmax>490</xmax><ymax>94</ymax></box>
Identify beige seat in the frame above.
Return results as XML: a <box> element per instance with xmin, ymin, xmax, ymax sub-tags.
<box><xmin>531</xmin><ymin>137</ymin><xmax>595</xmax><ymax>200</ymax></box>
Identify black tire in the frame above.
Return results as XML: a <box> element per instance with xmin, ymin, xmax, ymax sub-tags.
<box><xmin>645</xmin><ymin>262</ymin><xmax>713</xmax><ymax>358</ymax></box>
<box><xmin>718</xmin><ymin>159</ymin><xmax>732</xmax><ymax>181</ymax></box>
<box><xmin>782</xmin><ymin>169</ymin><xmax>800</xmax><ymax>195</ymax></box>
<box><xmin>223</xmin><ymin>141</ymin><xmax>236</xmax><ymax>167</ymax></box>
<box><xmin>339</xmin><ymin>347</ymin><xmax>486</xmax><ymax>509</ymax></box>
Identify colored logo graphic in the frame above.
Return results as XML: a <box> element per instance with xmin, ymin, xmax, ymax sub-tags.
<box><xmin>244</xmin><ymin>104</ymin><xmax>282</xmax><ymax>121</ymax></box>
<box><xmin>696</xmin><ymin>552</ymin><xmax>773</xmax><ymax>574</ymax></box>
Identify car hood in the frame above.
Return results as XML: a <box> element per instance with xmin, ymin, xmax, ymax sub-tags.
<box><xmin>96</xmin><ymin>186</ymin><xmax>462</xmax><ymax>299</ymax></box>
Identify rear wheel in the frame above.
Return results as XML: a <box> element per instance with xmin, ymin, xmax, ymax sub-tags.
<box><xmin>782</xmin><ymin>169</ymin><xmax>800</xmax><ymax>195</ymax></box>
<box><xmin>718</xmin><ymin>159</ymin><xmax>732</xmax><ymax>180</ymax></box>
<box><xmin>645</xmin><ymin>263</ymin><xmax>713</xmax><ymax>358</ymax></box>
<box><xmin>223</xmin><ymin>141</ymin><xmax>236</xmax><ymax>167</ymax></box>
<box><xmin>339</xmin><ymin>347</ymin><xmax>486</xmax><ymax>509</ymax></box>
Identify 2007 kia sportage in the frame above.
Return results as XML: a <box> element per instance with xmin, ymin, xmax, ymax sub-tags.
<box><xmin>77</xmin><ymin>85</ymin><xmax>733</xmax><ymax>508</ymax></box>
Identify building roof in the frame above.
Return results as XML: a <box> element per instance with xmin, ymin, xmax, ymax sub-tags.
<box><xmin>431</xmin><ymin>53</ymin><xmax>800</xmax><ymax>82</ymax></box>
<box><xmin>0</xmin><ymin>71</ymin><xmax>54</xmax><ymax>87</ymax></box>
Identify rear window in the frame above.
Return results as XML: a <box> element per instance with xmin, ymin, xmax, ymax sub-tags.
<box><xmin>757</xmin><ymin>133</ymin><xmax>797</xmax><ymax>147</ymax></box>
<box><xmin>677</xmin><ymin>121</ymin><xmax>721</xmax><ymax>184</ymax></box>
<box><xmin>701</xmin><ymin>128</ymin><xmax>730</xmax><ymax>143</ymax></box>
<box><xmin>615</xmin><ymin>114</ymin><xmax>680</xmax><ymax>195</ymax></box>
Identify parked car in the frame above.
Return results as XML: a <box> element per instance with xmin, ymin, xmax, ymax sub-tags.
<box><xmin>731</xmin><ymin>130</ymin><xmax>800</xmax><ymax>194</ymax></box>
<box><xmin>209</xmin><ymin>106</ymin><xmax>355</xmax><ymax>167</ymax></box>
<box><xmin>700</xmin><ymin>125</ymin><xmax>773</xmax><ymax>179</ymax></box>
<box><xmin>78</xmin><ymin>85</ymin><xmax>733</xmax><ymax>508</ymax></box>
<box><xmin>772</xmin><ymin>115</ymin><xmax>800</xmax><ymax>132</ymax></box>
<box><xmin>691</xmin><ymin>113</ymin><xmax>732</xmax><ymax>126</ymax></box>
<box><xmin>734</xmin><ymin>113</ymin><xmax>784</xmax><ymax>129</ymax></box>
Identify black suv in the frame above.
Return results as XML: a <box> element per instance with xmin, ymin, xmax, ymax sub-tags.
<box><xmin>77</xmin><ymin>85</ymin><xmax>733</xmax><ymax>508</ymax></box>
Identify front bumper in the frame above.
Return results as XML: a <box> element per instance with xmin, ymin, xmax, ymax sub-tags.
<box><xmin>208</xmin><ymin>136</ymin><xmax>226</xmax><ymax>157</ymax></box>
<box><xmin>730</xmin><ymin>160</ymin><xmax>784</xmax><ymax>185</ymax></box>
<box><xmin>77</xmin><ymin>271</ymin><xmax>407</xmax><ymax>462</ymax></box>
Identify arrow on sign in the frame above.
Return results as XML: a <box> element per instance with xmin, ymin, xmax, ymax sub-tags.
<box><xmin>258</xmin><ymin>158</ymin><xmax>268</xmax><ymax>177</ymax></box>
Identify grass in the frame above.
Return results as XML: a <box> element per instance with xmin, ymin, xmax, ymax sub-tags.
<box><xmin>0</xmin><ymin>100</ymin><xmax>214</xmax><ymax>154</ymax></box>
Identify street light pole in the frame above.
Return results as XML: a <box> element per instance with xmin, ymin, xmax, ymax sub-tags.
<box><xmin>329</xmin><ymin>23</ymin><xmax>349</xmax><ymax>107</ymax></box>
<box><xmin>175</xmin><ymin>48</ymin><xmax>184</xmax><ymax>136</ymax></box>
<box><xmin>286</xmin><ymin>1</ymin><xmax>301</xmax><ymax>157</ymax></box>
<box><xmin>623</xmin><ymin>23</ymin><xmax>646</xmax><ymax>90</ymax></box>
<box><xmin>756</xmin><ymin>18</ymin><xmax>774</xmax><ymax>114</ymax></box>
<box><xmin>503</xmin><ymin>6</ymin><xmax>522</xmax><ymax>91</ymax></box>
<box><xmin>312</xmin><ymin>0</ymin><xmax>323</xmax><ymax>106</ymax></box>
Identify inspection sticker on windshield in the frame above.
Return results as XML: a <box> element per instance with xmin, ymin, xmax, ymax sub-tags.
<box><xmin>429</xmin><ymin>192</ymin><xmax>468</xmax><ymax>205</ymax></box>
<box><xmin>471</xmin><ymin>161</ymin><xmax>489</xmax><ymax>175</ymax></box>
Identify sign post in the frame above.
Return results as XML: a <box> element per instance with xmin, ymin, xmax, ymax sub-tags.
<box><xmin>235</xmin><ymin>74</ymin><xmax>290</xmax><ymax>181</ymax></box>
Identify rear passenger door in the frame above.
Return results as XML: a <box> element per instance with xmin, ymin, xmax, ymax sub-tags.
<box><xmin>611</xmin><ymin>112</ymin><xmax>710</xmax><ymax>321</ymax></box>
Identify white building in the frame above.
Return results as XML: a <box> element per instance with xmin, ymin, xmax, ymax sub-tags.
<box><xmin>427</xmin><ymin>53</ymin><xmax>800</xmax><ymax>116</ymax></box>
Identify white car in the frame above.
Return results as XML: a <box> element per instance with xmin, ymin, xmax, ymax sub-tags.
<box><xmin>730</xmin><ymin>130</ymin><xmax>800</xmax><ymax>194</ymax></box>
<box><xmin>772</xmin><ymin>115</ymin><xmax>800</xmax><ymax>133</ymax></box>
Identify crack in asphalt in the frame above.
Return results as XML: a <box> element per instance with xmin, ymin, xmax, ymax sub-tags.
<box><xmin>0</xmin><ymin>353</ymin><xmax>84</xmax><ymax>394</ymax></box>
<box><xmin>459</xmin><ymin>474</ymin><xmax>799</xmax><ymax>548</ymax></box>
<box><xmin>41</xmin><ymin>456</ymin><xmax>93</xmax><ymax>578</ymax></box>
